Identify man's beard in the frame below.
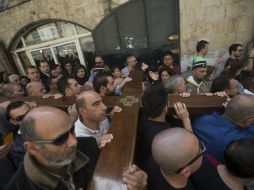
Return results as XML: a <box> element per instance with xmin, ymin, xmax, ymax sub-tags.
<box><xmin>40</xmin><ymin>145</ymin><xmax>77</xmax><ymax>167</ymax></box>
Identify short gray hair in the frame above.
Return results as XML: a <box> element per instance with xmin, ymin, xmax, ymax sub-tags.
<box><xmin>20</xmin><ymin>115</ymin><xmax>39</xmax><ymax>141</ymax></box>
<box><xmin>1</xmin><ymin>84</ymin><xmax>19</xmax><ymax>97</ymax></box>
<box><xmin>8</xmin><ymin>74</ymin><xmax>20</xmax><ymax>83</ymax></box>
<box><xmin>164</xmin><ymin>75</ymin><xmax>183</xmax><ymax>94</ymax></box>
<box><xmin>75</xmin><ymin>97</ymin><xmax>85</xmax><ymax>111</ymax></box>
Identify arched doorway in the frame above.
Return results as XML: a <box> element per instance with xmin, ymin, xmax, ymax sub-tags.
<box><xmin>9</xmin><ymin>19</ymin><xmax>95</xmax><ymax>75</ymax></box>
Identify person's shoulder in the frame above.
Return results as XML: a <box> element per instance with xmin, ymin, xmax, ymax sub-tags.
<box><xmin>191</xmin><ymin>155</ymin><xmax>230</xmax><ymax>190</ymax></box>
<box><xmin>77</xmin><ymin>137</ymin><xmax>99</xmax><ymax>160</ymax></box>
<box><xmin>193</xmin><ymin>112</ymin><xmax>220</xmax><ymax>125</ymax></box>
<box><xmin>5</xmin><ymin>165</ymin><xmax>37</xmax><ymax>190</ymax></box>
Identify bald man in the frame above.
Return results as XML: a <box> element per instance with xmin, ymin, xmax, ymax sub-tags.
<box><xmin>26</xmin><ymin>81</ymin><xmax>46</xmax><ymax>97</ymax></box>
<box><xmin>193</xmin><ymin>94</ymin><xmax>254</xmax><ymax>162</ymax></box>
<box><xmin>1</xmin><ymin>83</ymin><xmax>24</xmax><ymax>98</ymax></box>
<box><xmin>6</xmin><ymin>107</ymin><xmax>147</xmax><ymax>190</ymax></box>
<box><xmin>74</xmin><ymin>90</ymin><xmax>113</xmax><ymax>148</ymax></box>
<box><xmin>148</xmin><ymin>128</ymin><xmax>203</xmax><ymax>190</ymax></box>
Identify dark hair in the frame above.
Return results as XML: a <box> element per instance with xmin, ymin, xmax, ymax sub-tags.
<box><xmin>210</xmin><ymin>76</ymin><xmax>232</xmax><ymax>93</ymax></box>
<box><xmin>224</xmin><ymin>138</ymin><xmax>254</xmax><ymax>178</ymax></box>
<box><xmin>26</xmin><ymin>66</ymin><xmax>38</xmax><ymax>73</ymax></box>
<box><xmin>6</xmin><ymin>101</ymin><xmax>26</xmax><ymax>120</ymax></box>
<box><xmin>223</xmin><ymin>60</ymin><xmax>244</xmax><ymax>77</ymax></box>
<box><xmin>111</xmin><ymin>66</ymin><xmax>121</xmax><ymax>73</ymax></box>
<box><xmin>229</xmin><ymin>44</ymin><xmax>243</xmax><ymax>55</ymax></box>
<box><xmin>61</xmin><ymin>62</ymin><xmax>73</xmax><ymax>77</ymax></box>
<box><xmin>38</xmin><ymin>60</ymin><xmax>49</xmax><ymax>68</ymax></box>
<box><xmin>196</xmin><ymin>40</ymin><xmax>209</xmax><ymax>52</ymax></box>
<box><xmin>159</xmin><ymin>69</ymin><xmax>171</xmax><ymax>81</ymax></box>
<box><xmin>93</xmin><ymin>71</ymin><xmax>112</xmax><ymax>93</ymax></box>
<box><xmin>50</xmin><ymin>64</ymin><xmax>58</xmax><ymax>70</ymax></box>
<box><xmin>57</xmin><ymin>76</ymin><xmax>71</xmax><ymax>95</ymax></box>
<box><xmin>162</xmin><ymin>50</ymin><xmax>174</xmax><ymax>60</ymax></box>
<box><xmin>0</xmin><ymin>71</ymin><xmax>8</xmax><ymax>83</ymax></box>
<box><xmin>75</xmin><ymin>97</ymin><xmax>85</xmax><ymax>111</ymax></box>
<box><xmin>20</xmin><ymin>116</ymin><xmax>38</xmax><ymax>141</ymax></box>
<box><xmin>142</xmin><ymin>84</ymin><xmax>168</xmax><ymax>118</ymax></box>
<box><xmin>20</xmin><ymin>75</ymin><xmax>29</xmax><ymax>81</ymax></box>
<box><xmin>73</xmin><ymin>64</ymin><xmax>86</xmax><ymax>78</ymax></box>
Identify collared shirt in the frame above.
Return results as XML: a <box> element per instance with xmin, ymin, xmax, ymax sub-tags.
<box><xmin>24</xmin><ymin>150</ymin><xmax>89</xmax><ymax>190</ymax></box>
<box><xmin>139</xmin><ymin>117</ymin><xmax>172</xmax><ymax>161</ymax></box>
<box><xmin>74</xmin><ymin>117</ymin><xmax>110</xmax><ymax>143</ymax></box>
<box><xmin>193</xmin><ymin>112</ymin><xmax>254</xmax><ymax>162</ymax></box>
<box><xmin>185</xmin><ymin>75</ymin><xmax>211</xmax><ymax>94</ymax></box>
<box><xmin>121</xmin><ymin>67</ymin><xmax>130</xmax><ymax>78</ymax></box>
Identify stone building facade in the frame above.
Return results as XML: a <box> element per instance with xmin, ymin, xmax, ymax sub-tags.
<box><xmin>0</xmin><ymin>0</ymin><xmax>253</xmax><ymax>73</ymax></box>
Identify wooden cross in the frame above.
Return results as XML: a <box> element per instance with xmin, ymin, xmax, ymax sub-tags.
<box><xmin>0</xmin><ymin>71</ymin><xmax>226</xmax><ymax>190</ymax></box>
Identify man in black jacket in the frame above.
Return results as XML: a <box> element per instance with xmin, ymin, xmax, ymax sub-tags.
<box><xmin>5</xmin><ymin>106</ymin><xmax>147</xmax><ymax>190</ymax></box>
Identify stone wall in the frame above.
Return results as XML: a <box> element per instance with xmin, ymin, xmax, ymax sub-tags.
<box><xmin>0</xmin><ymin>0</ymin><xmax>128</xmax><ymax>48</ymax></box>
<box><xmin>0</xmin><ymin>0</ymin><xmax>253</xmax><ymax>73</ymax></box>
<box><xmin>179</xmin><ymin>0</ymin><xmax>254</xmax><ymax>72</ymax></box>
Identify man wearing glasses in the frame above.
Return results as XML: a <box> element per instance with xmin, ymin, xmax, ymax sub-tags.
<box><xmin>150</xmin><ymin>128</ymin><xmax>205</xmax><ymax>190</ymax></box>
<box><xmin>5</xmin><ymin>101</ymin><xmax>32</xmax><ymax>168</ymax></box>
<box><xmin>88</xmin><ymin>56</ymin><xmax>110</xmax><ymax>81</ymax></box>
<box><xmin>121</xmin><ymin>55</ymin><xmax>149</xmax><ymax>78</ymax></box>
<box><xmin>5</xmin><ymin>106</ymin><xmax>147</xmax><ymax>190</ymax></box>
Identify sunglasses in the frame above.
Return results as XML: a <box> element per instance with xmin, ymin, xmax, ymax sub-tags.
<box><xmin>33</xmin><ymin>126</ymin><xmax>75</xmax><ymax>146</ymax></box>
<box><xmin>175</xmin><ymin>141</ymin><xmax>206</xmax><ymax>173</ymax></box>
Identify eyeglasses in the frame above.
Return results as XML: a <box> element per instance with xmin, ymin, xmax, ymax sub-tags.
<box><xmin>128</xmin><ymin>60</ymin><xmax>137</xmax><ymax>63</ymax></box>
<box><xmin>175</xmin><ymin>141</ymin><xmax>206</xmax><ymax>173</ymax></box>
<box><xmin>33</xmin><ymin>126</ymin><xmax>75</xmax><ymax>146</ymax></box>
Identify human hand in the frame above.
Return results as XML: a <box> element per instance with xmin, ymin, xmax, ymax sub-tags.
<box><xmin>200</xmin><ymin>92</ymin><xmax>213</xmax><ymax>96</ymax></box>
<box><xmin>122</xmin><ymin>164</ymin><xmax>147</xmax><ymax>190</ymax></box>
<box><xmin>25</xmin><ymin>101</ymin><xmax>37</xmax><ymax>109</ymax></box>
<box><xmin>124</xmin><ymin>77</ymin><xmax>132</xmax><ymax>83</ymax></box>
<box><xmin>174</xmin><ymin>102</ymin><xmax>189</xmax><ymax>120</ymax></box>
<box><xmin>222</xmin><ymin>97</ymin><xmax>231</xmax><ymax>108</ymax></box>
<box><xmin>42</xmin><ymin>94</ymin><xmax>52</xmax><ymax>99</ymax></box>
<box><xmin>0</xmin><ymin>143</ymin><xmax>13</xmax><ymax>159</ymax></box>
<box><xmin>98</xmin><ymin>134</ymin><xmax>113</xmax><ymax>149</ymax></box>
<box><xmin>213</xmin><ymin>91</ymin><xmax>228</xmax><ymax>97</ymax></box>
<box><xmin>141</xmin><ymin>63</ymin><xmax>149</xmax><ymax>71</ymax></box>
<box><xmin>148</xmin><ymin>71</ymin><xmax>159</xmax><ymax>81</ymax></box>
<box><xmin>110</xmin><ymin>106</ymin><xmax>122</xmax><ymax>118</ymax></box>
<box><xmin>53</xmin><ymin>93</ymin><xmax>63</xmax><ymax>99</ymax></box>
<box><xmin>179</xmin><ymin>92</ymin><xmax>191</xmax><ymax>97</ymax></box>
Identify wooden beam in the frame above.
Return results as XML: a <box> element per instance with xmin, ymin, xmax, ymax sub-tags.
<box><xmin>87</xmin><ymin>70</ymin><xmax>143</xmax><ymax>190</ymax></box>
<box><xmin>167</xmin><ymin>95</ymin><xmax>226</xmax><ymax>115</ymax></box>
<box><xmin>0</xmin><ymin>96</ymin><xmax>76</xmax><ymax>112</ymax></box>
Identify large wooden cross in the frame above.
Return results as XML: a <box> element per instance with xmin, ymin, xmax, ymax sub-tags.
<box><xmin>0</xmin><ymin>71</ymin><xmax>226</xmax><ymax>190</ymax></box>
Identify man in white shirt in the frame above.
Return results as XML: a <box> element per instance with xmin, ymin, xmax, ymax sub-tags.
<box><xmin>74</xmin><ymin>90</ymin><xmax>113</xmax><ymax>148</ymax></box>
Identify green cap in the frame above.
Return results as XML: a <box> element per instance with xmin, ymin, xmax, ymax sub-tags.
<box><xmin>192</xmin><ymin>56</ymin><xmax>207</xmax><ymax>70</ymax></box>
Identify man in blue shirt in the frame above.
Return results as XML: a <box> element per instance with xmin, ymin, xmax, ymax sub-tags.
<box><xmin>192</xmin><ymin>94</ymin><xmax>254</xmax><ymax>162</ymax></box>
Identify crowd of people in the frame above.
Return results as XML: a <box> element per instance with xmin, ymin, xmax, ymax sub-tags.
<box><xmin>0</xmin><ymin>39</ymin><xmax>254</xmax><ymax>190</ymax></box>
